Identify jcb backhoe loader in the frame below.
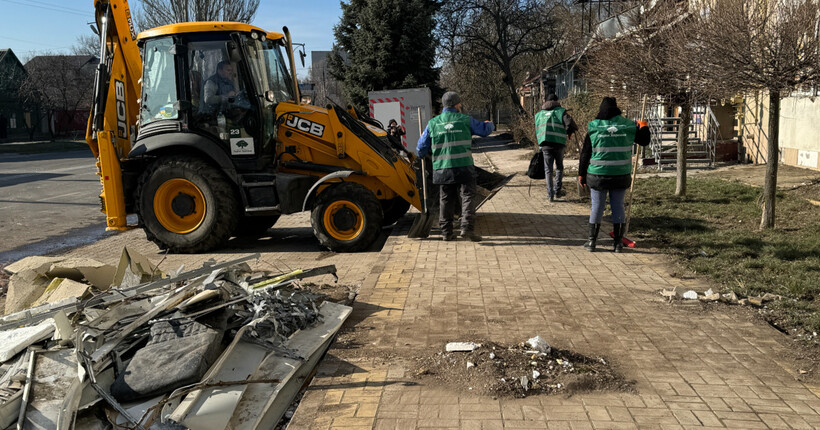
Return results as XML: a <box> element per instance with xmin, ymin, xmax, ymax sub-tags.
<box><xmin>87</xmin><ymin>0</ymin><xmax>508</xmax><ymax>253</ymax></box>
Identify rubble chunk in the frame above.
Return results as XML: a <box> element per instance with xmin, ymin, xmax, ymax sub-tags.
<box><xmin>682</xmin><ymin>290</ymin><xmax>698</xmax><ymax>300</ymax></box>
<box><xmin>525</xmin><ymin>336</ymin><xmax>550</xmax><ymax>354</ymax></box>
<box><xmin>446</xmin><ymin>342</ymin><xmax>481</xmax><ymax>352</ymax></box>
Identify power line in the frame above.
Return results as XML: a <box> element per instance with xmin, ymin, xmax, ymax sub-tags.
<box><xmin>0</xmin><ymin>0</ymin><xmax>88</xmax><ymax>16</ymax></box>
<box><xmin>0</xmin><ymin>34</ymin><xmax>70</xmax><ymax>48</ymax></box>
<box><xmin>19</xmin><ymin>0</ymin><xmax>86</xmax><ymax>13</ymax></box>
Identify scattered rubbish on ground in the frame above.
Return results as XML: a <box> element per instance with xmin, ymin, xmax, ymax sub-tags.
<box><xmin>0</xmin><ymin>248</ymin><xmax>352</xmax><ymax>429</ymax></box>
<box><xmin>660</xmin><ymin>287</ymin><xmax>783</xmax><ymax>308</ymax></box>
<box><xmin>413</xmin><ymin>339</ymin><xmax>633</xmax><ymax>398</ymax></box>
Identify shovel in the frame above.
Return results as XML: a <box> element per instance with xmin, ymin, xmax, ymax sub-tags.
<box><xmin>407</xmin><ymin>156</ymin><xmax>437</xmax><ymax>238</ymax></box>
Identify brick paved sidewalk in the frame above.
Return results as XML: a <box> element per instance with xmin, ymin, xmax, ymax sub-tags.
<box><xmin>288</xmin><ymin>143</ymin><xmax>820</xmax><ymax>429</ymax></box>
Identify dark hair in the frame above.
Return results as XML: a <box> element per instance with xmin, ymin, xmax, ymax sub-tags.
<box><xmin>217</xmin><ymin>61</ymin><xmax>232</xmax><ymax>71</ymax></box>
<box><xmin>388</xmin><ymin>119</ymin><xmax>398</xmax><ymax>126</ymax></box>
<box><xmin>546</xmin><ymin>93</ymin><xmax>558</xmax><ymax>101</ymax></box>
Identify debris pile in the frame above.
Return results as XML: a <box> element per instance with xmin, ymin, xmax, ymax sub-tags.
<box><xmin>0</xmin><ymin>249</ymin><xmax>352</xmax><ymax>429</ymax></box>
<box><xmin>413</xmin><ymin>338</ymin><xmax>633</xmax><ymax>398</ymax></box>
<box><xmin>661</xmin><ymin>287</ymin><xmax>783</xmax><ymax>306</ymax></box>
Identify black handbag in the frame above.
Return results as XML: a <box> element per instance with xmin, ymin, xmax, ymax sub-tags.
<box><xmin>526</xmin><ymin>149</ymin><xmax>545</xmax><ymax>179</ymax></box>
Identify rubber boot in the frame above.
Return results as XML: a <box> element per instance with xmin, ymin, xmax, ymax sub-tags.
<box><xmin>613</xmin><ymin>223</ymin><xmax>624</xmax><ymax>253</ymax></box>
<box><xmin>583</xmin><ymin>223</ymin><xmax>600</xmax><ymax>252</ymax></box>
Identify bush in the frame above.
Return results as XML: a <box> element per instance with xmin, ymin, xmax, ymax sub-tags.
<box><xmin>510</xmin><ymin>114</ymin><xmax>536</xmax><ymax>148</ymax></box>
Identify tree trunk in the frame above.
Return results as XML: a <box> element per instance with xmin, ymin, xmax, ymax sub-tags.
<box><xmin>760</xmin><ymin>89</ymin><xmax>780</xmax><ymax>229</ymax></box>
<box><xmin>675</xmin><ymin>99</ymin><xmax>691</xmax><ymax>196</ymax></box>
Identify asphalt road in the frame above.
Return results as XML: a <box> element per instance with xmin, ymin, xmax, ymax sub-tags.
<box><xmin>0</xmin><ymin>149</ymin><xmax>120</xmax><ymax>264</ymax></box>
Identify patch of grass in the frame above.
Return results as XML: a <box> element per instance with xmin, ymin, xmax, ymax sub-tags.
<box><xmin>0</xmin><ymin>140</ymin><xmax>90</xmax><ymax>155</ymax></box>
<box><xmin>631</xmin><ymin>177</ymin><xmax>820</xmax><ymax>333</ymax></box>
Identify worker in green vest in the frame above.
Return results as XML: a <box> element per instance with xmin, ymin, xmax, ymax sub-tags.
<box><xmin>534</xmin><ymin>93</ymin><xmax>578</xmax><ymax>202</ymax></box>
<box><xmin>578</xmin><ymin>97</ymin><xmax>650</xmax><ymax>252</ymax></box>
<box><xmin>417</xmin><ymin>91</ymin><xmax>495</xmax><ymax>242</ymax></box>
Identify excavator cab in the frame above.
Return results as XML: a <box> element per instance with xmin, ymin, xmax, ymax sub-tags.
<box><xmin>137</xmin><ymin>25</ymin><xmax>291</xmax><ymax>171</ymax></box>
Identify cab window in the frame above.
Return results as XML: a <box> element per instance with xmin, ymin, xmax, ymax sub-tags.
<box><xmin>140</xmin><ymin>37</ymin><xmax>178</xmax><ymax>124</ymax></box>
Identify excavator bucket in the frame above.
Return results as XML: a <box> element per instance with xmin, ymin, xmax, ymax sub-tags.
<box><xmin>407</xmin><ymin>159</ymin><xmax>514</xmax><ymax>238</ymax></box>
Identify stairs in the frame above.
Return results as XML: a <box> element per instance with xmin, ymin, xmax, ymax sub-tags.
<box><xmin>647</xmin><ymin>105</ymin><xmax>718</xmax><ymax>170</ymax></box>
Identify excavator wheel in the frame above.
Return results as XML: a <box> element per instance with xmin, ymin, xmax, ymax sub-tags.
<box><xmin>310</xmin><ymin>182</ymin><xmax>383</xmax><ymax>252</ymax></box>
<box><xmin>380</xmin><ymin>197</ymin><xmax>411</xmax><ymax>226</ymax></box>
<box><xmin>234</xmin><ymin>215</ymin><xmax>280</xmax><ymax>237</ymax></box>
<box><xmin>137</xmin><ymin>156</ymin><xmax>239</xmax><ymax>253</ymax></box>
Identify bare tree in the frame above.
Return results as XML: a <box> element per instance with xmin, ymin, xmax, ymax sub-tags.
<box><xmin>691</xmin><ymin>0</ymin><xmax>820</xmax><ymax>228</ymax></box>
<box><xmin>438</xmin><ymin>0</ymin><xmax>561</xmax><ymax>117</ymax></box>
<box><xmin>72</xmin><ymin>34</ymin><xmax>99</xmax><ymax>57</ymax></box>
<box><xmin>19</xmin><ymin>55</ymin><xmax>96</xmax><ymax>138</ymax></box>
<box><xmin>585</xmin><ymin>0</ymin><xmax>703</xmax><ymax>196</ymax></box>
<box><xmin>134</xmin><ymin>0</ymin><xmax>260</xmax><ymax>30</ymax></box>
<box><xmin>440</xmin><ymin>49</ymin><xmax>507</xmax><ymax>122</ymax></box>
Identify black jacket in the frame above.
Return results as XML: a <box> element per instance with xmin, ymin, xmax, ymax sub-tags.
<box><xmin>578</xmin><ymin>106</ymin><xmax>650</xmax><ymax>190</ymax></box>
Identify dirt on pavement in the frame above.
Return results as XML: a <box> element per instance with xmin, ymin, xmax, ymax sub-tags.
<box><xmin>411</xmin><ymin>341</ymin><xmax>634</xmax><ymax>398</ymax></box>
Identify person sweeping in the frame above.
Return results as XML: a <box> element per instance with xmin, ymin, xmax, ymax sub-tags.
<box><xmin>578</xmin><ymin>97</ymin><xmax>651</xmax><ymax>252</ymax></box>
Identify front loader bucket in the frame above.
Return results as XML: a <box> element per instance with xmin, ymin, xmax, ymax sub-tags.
<box><xmin>474</xmin><ymin>167</ymin><xmax>515</xmax><ymax>211</ymax></box>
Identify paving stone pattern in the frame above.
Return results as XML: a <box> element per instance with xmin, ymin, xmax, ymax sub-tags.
<box><xmin>288</xmin><ymin>143</ymin><xmax>820</xmax><ymax>429</ymax></box>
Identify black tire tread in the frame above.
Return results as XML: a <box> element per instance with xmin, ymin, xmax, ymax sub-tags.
<box><xmin>136</xmin><ymin>156</ymin><xmax>239</xmax><ymax>253</ymax></box>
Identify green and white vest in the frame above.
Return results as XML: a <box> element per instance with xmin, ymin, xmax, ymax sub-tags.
<box><xmin>428</xmin><ymin>112</ymin><xmax>474</xmax><ymax>171</ymax></box>
<box><xmin>587</xmin><ymin>116</ymin><xmax>637</xmax><ymax>176</ymax></box>
<box><xmin>535</xmin><ymin>107</ymin><xmax>568</xmax><ymax>145</ymax></box>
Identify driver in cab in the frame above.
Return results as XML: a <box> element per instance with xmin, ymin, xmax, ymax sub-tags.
<box><xmin>203</xmin><ymin>61</ymin><xmax>237</xmax><ymax>113</ymax></box>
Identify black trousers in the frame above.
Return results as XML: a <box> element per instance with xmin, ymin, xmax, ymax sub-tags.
<box><xmin>439</xmin><ymin>178</ymin><xmax>476</xmax><ymax>234</ymax></box>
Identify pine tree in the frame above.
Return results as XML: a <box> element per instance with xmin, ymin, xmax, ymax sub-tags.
<box><xmin>328</xmin><ymin>0</ymin><xmax>440</xmax><ymax>112</ymax></box>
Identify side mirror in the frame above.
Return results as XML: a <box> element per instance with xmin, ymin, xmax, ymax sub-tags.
<box><xmin>299</xmin><ymin>49</ymin><xmax>306</xmax><ymax>67</ymax></box>
<box><xmin>226</xmin><ymin>41</ymin><xmax>241</xmax><ymax>63</ymax></box>
<box><xmin>265</xmin><ymin>90</ymin><xmax>276</xmax><ymax>103</ymax></box>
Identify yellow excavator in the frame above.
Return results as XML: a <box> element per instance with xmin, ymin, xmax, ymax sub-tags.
<box><xmin>87</xmin><ymin>0</ymin><xmax>506</xmax><ymax>253</ymax></box>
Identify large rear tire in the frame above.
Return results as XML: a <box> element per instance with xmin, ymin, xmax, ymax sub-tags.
<box><xmin>137</xmin><ymin>156</ymin><xmax>239</xmax><ymax>253</ymax></box>
<box><xmin>380</xmin><ymin>197</ymin><xmax>411</xmax><ymax>226</ymax></box>
<box><xmin>310</xmin><ymin>182</ymin><xmax>383</xmax><ymax>252</ymax></box>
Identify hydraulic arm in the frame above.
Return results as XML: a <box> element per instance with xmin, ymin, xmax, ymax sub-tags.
<box><xmin>85</xmin><ymin>0</ymin><xmax>142</xmax><ymax>230</ymax></box>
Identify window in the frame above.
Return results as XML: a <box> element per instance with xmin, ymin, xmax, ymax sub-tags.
<box><xmin>240</xmin><ymin>35</ymin><xmax>295</xmax><ymax>105</ymax></box>
<box><xmin>140</xmin><ymin>37</ymin><xmax>179</xmax><ymax>124</ymax></box>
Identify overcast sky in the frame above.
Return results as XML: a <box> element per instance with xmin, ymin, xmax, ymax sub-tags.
<box><xmin>0</xmin><ymin>0</ymin><xmax>342</xmax><ymax>77</ymax></box>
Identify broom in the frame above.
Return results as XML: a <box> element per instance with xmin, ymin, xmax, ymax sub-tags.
<box><xmin>609</xmin><ymin>95</ymin><xmax>647</xmax><ymax>248</ymax></box>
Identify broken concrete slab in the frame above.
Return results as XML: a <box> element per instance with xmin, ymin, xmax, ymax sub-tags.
<box><xmin>2</xmin><ymin>256</ymin><xmax>57</xmax><ymax>276</ymax></box>
<box><xmin>5</xmin><ymin>269</ymin><xmax>53</xmax><ymax>315</ymax></box>
<box><xmin>46</xmin><ymin>258</ymin><xmax>115</xmax><ymax>290</ymax></box>
<box><xmin>32</xmin><ymin>278</ymin><xmax>89</xmax><ymax>308</ymax></box>
<box><xmin>0</xmin><ymin>320</ymin><xmax>54</xmax><ymax>363</ymax></box>
<box><xmin>113</xmin><ymin>246</ymin><xmax>163</xmax><ymax>288</ymax></box>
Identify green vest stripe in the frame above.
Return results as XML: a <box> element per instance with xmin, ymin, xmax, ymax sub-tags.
<box><xmin>590</xmin><ymin>159</ymin><xmax>632</xmax><ymax>166</ymax></box>
<box><xmin>534</xmin><ymin>107</ymin><xmax>568</xmax><ymax>145</ymax></box>
<box><xmin>592</xmin><ymin>146</ymin><xmax>633</xmax><ymax>153</ymax></box>
<box><xmin>587</xmin><ymin>116</ymin><xmax>637</xmax><ymax>176</ymax></box>
<box><xmin>429</xmin><ymin>112</ymin><xmax>474</xmax><ymax>170</ymax></box>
